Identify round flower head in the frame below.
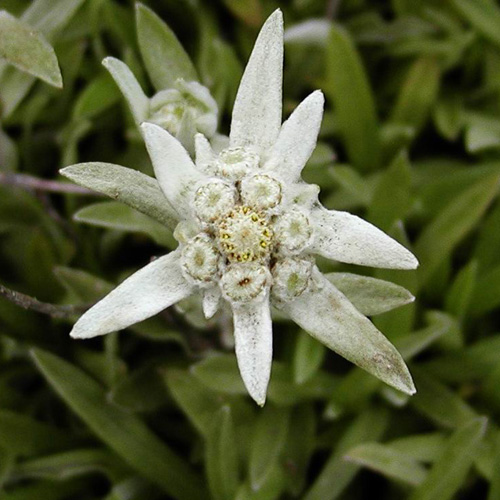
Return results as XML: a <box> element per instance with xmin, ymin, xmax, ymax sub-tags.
<box><xmin>66</xmin><ymin>9</ymin><xmax>419</xmax><ymax>408</ymax></box>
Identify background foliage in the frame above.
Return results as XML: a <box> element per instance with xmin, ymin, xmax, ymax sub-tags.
<box><xmin>1</xmin><ymin>0</ymin><xmax>500</xmax><ymax>499</ymax></box>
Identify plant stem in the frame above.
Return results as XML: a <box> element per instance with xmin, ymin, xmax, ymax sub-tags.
<box><xmin>0</xmin><ymin>172</ymin><xmax>96</xmax><ymax>195</ymax></box>
<box><xmin>0</xmin><ymin>283</ymin><xmax>90</xmax><ymax>319</ymax></box>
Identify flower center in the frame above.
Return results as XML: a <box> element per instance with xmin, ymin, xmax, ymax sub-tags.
<box><xmin>218</xmin><ymin>206</ymin><xmax>273</xmax><ymax>263</ymax></box>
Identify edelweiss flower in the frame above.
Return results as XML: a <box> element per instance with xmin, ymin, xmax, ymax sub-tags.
<box><xmin>66</xmin><ymin>10</ymin><xmax>418</xmax><ymax>406</ymax></box>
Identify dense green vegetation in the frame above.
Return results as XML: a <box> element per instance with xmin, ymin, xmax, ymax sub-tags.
<box><xmin>1</xmin><ymin>0</ymin><xmax>500</xmax><ymax>499</ymax></box>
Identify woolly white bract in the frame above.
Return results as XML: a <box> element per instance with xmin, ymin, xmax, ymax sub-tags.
<box><xmin>67</xmin><ymin>10</ymin><xmax>418</xmax><ymax>406</ymax></box>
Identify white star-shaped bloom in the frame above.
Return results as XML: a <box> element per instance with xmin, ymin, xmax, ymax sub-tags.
<box><xmin>66</xmin><ymin>10</ymin><xmax>418</xmax><ymax>406</ymax></box>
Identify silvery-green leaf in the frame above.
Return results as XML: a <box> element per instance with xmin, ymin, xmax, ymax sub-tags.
<box><xmin>74</xmin><ymin>201</ymin><xmax>175</xmax><ymax>247</ymax></box>
<box><xmin>230</xmin><ymin>9</ymin><xmax>283</xmax><ymax>156</ymax></box>
<box><xmin>282</xmin><ymin>268</ymin><xmax>415</xmax><ymax>395</ymax></box>
<box><xmin>409</xmin><ymin>417</ymin><xmax>487</xmax><ymax>500</ymax></box>
<box><xmin>0</xmin><ymin>11</ymin><xmax>62</xmax><ymax>87</ymax></box>
<box><xmin>70</xmin><ymin>249</ymin><xmax>193</xmax><ymax>339</ymax></box>
<box><xmin>102</xmin><ymin>56</ymin><xmax>149</xmax><ymax>125</ymax></box>
<box><xmin>142</xmin><ymin>123</ymin><xmax>208</xmax><ymax>217</ymax></box>
<box><xmin>264</xmin><ymin>90</ymin><xmax>324</xmax><ymax>183</ymax></box>
<box><xmin>135</xmin><ymin>2</ymin><xmax>197</xmax><ymax>90</ymax></box>
<box><xmin>326</xmin><ymin>272</ymin><xmax>415</xmax><ymax>316</ymax></box>
<box><xmin>60</xmin><ymin>162</ymin><xmax>178</xmax><ymax>230</ymax></box>
<box><xmin>310</xmin><ymin>207</ymin><xmax>419</xmax><ymax>270</ymax></box>
<box><xmin>345</xmin><ymin>442</ymin><xmax>427</xmax><ymax>486</ymax></box>
<box><xmin>231</xmin><ymin>296</ymin><xmax>273</xmax><ymax>406</ymax></box>
<box><xmin>202</xmin><ymin>287</ymin><xmax>220</xmax><ymax>319</ymax></box>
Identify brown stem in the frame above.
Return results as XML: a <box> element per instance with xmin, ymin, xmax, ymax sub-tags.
<box><xmin>326</xmin><ymin>0</ymin><xmax>342</xmax><ymax>19</ymax></box>
<box><xmin>0</xmin><ymin>172</ymin><xmax>96</xmax><ymax>195</ymax></box>
<box><xmin>0</xmin><ymin>283</ymin><xmax>90</xmax><ymax>319</ymax></box>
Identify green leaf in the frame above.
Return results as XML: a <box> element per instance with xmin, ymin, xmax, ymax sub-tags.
<box><xmin>32</xmin><ymin>349</ymin><xmax>206</xmax><ymax>500</ymax></box>
<box><xmin>390</xmin><ymin>57</ymin><xmax>440</xmax><ymax>133</ymax></box>
<box><xmin>368</xmin><ymin>151</ymin><xmax>412</xmax><ymax>231</ymax></box>
<box><xmin>444</xmin><ymin>260</ymin><xmax>478</xmax><ymax>319</ymax></box>
<box><xmin>0</xmin><ymin>11</ymin><xmax>62</xmax><ymax>87</ymax></box>
<box><xmin>293</xmin><ymin>333</ymin><xmax>326</xmax><ymax>384</ymax></box>
<box><xmin>190</xmin><ymin>355</ymin><xmax>337</xmax><ymax>406</ymax></box>
<box><xmin>304</xmin><ymin>408</ymin><xmax>389</xmax><ymax>500</ymax></box>
<box><xmin>433</xmin><ymin>94</ymin><xmax>464</xmax><ymax>141</ymax></box>
<box><xmin>236</xmin><ymin>464</ymin><xmax>287</xmax><ymax>500</ymax></box>
<box><xmin>0</xmin><ymin>409</ymin><xmax>76</xmax><ymax>456</ymax></box>
<box><xmin>205</xmin><ymin>407</ymin><xmax>240</xmax><ymax>500</ymax></box>
<box><xmin>345</xmin><ymin>442</ymin><xmax>427</xmax><ymax>486</ymax></box>
<box><xmin>249</xmin><ymin>405</ymin><xmax>290</xmax><ymax>490</ymax></box>
<box><xmin>12</xmin><ymin>449</ymin><xmax>129</xmax><ymax>482</ymax></box>
<box><xmin>326</xmin><ymin>272</ymin><xmax>415</xmax><ymax>316</ymax></box>
<box><xmin>164</xmin><ymin>369</ymin><xmax>224</xmax><ymax>436</ymax></box>
<box><xmin>53</xmin><ymin>266</ymin><xmax>113</xmax><ymax>303</ymax></box>
<box><xmin>283</xmin><ymin>405</ymin><xmax>316</xmax><ymax>496</ymax></box>
<box><xmin>410</xmin><ymin>369</ymin><xmax>477</xmax><ymax>429</ymax></box>
<box><xmin>464</xmin><ymin>113</ymin><xmax>500</xmax><ymax>153</ymax></box>
<box><xmin>451</xmin><ymin>0</ymin><xmax>500</xmax><ymax>48</ymax></box>
<box><xmin>414</xmin><ymin>172</ymin><xmax>500</xmax><ymax>287</ymax></box>
<box><xmin>389</xmin><ymin>433</ymin><xmax>446</xmax><ymax>462</ymax></box>
<box><xmin>325</xmin><ymin>24</ymin><xmax>381</xmax><ymax>171</ymax></box>
<box><xmin>488</xmin><ymin>435</ymin><xmax>500</xmax><ymax>500</ymax></box>
<box><xmin>421</xmin><ymin>335</ymin><xmax>500</xmax><ymax>383</ymax></box>
<box><xmin>73</xmin><ymin>73</ymin><xmax>121</xmax><ymax>120</ymax></box>
<box><xmin>74</xmin><ymin>201</ymin><xmax>174</xmax><ymax>247</ymax></box>
<box><xmin>135</xmin><ymin>3</ymin><xmax>197</xmax><ymax>90</ymax></box>
<box><xmin>60</xmin><ymin>163</ymin><xmax>178</xmax><ymax>230</ymax></box>
<box><xmin>409</xmin><ymin>417</ymin><xmax>487</xmax><ymax>500</ymax></box>
<box><xmin>469</xmin><ymin>263</ymin><xmax>500</xmax><ymax>316</ymax></box>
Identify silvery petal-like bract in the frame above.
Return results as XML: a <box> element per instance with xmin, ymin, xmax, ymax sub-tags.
<box><xmin>282</xmin><ymin>268</ymin><xmax>416</xmax><ymax>395</ymax></box>
<box><xmin>70</xmin><ymin>250</ymin><xmax>194</xmax><ymax>339</ymax></box>
<box><xmin>142</xmin><ymin>123</ymin><xmax>208</xmax><ymax>217</ymax></box>
<box><xmin>232</xmin><ymin>297</ymin><xmax>273</xmax><ymax>406</ymax></box>
<box><xmin>229</xmin><ymin>10</ymin><xmax>283</xmax><ymax>156</ymax></box>
<box><xmin>103</xmin><ymin>56</ymin><xmax>150</xmax><ymax>125</ymax></box>
<box><xmin>265</xmin><ymin>90</ymin><xmax>324</xmax><ymax>183</ymax></box>
<box><xmin>310</xmin><ymin>207</ymin><xmax>419</xmax><ymax>269</ymax></box>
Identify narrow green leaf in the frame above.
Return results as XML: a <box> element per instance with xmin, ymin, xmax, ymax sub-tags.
<box><xmin>422</xmin><ymin>335</ymin><xmax>500</xmax><ymax>383</ymax></box>
<box><xmin>249</xmin><ymin>405</ymin><xmax>290</xmax><ymax>490</ymax></box>
<box><xmin>236</xmin><ymin>464</ymin><xmax>287</xmax><ymax>500</ymax></box>
<box><xmin>293</xmin><ymin>333</ymin><xmax>326</xmax><ymax>384</ymax></box>
<box><xmin>469</xmin><ymin>263</ymin><xmax>500</xmax><ymax>316</ymax></box>
<box><xmin>326</xmin><ymin>272</ymin><xmax>415</xmax><ymax>316</ymax></box>
<box><xmin>53</xmin><ymin>266</ymin><xmax>113</xmax><ymax>303</ymax></box>
<box><xmin>0</xmin><ymin>11</ymin><xmax>62</xmax><ymax>87</ymax></box>
<box><xmin>135</xmin><ymin>3</ymin><xmax>197</xmax><ymax>90</ymax></box>
<box><xmin>283</xmin><ymin>405</ymin><xmax>316</xmax><ymax>496</ymax></box>
<box><xmin>433</xmin><ymin>94</ymin><xmax>464</xmax><ymax>141</ymax></box>
<box><xmin>74</xmin><ymin>201</ymin><xmax>174</xmax><ymax>247</ymax></box>
<box><xmin>206</xmin><ymin>407</ymin><xmax>240</xmax><ymax>500</ymax></box>
<box><xmin>73</xmin><ymin>73</ymin><xmax>121</xmax><ymax>119</ymax></box>
<box><xmin>12</xmin><ymin>449</ymin><xmax>129</xmax><ymax>482</ymax></box>
<box><xmin>345</xmin><ymin>442</ymin><xmax>427</xmax><ymax>486</ymax></box>
<box><xmin>414</xmin><ymin>172</ymin><xmax>500</xmax><ymax>287</ymax></box>
<box><xmin>390</xmin><ymin>57</ymin><xmax>440</xmax><ymax>133</ymax></box>
<box><xmin>304</xmin><ymin>408</ymin><xmax>389</xmax><ymax>500</ymax></box>
<box><xmin>325</xmin><ymin>24</ymin><xmax>381</xmax><ymax>170</ymax></box>
<box><xmin>60</xmin><ymin>163</ymin><xmax>178</xmax><ymax>230</ymax></box>
<box><xmin>0</xmin><ymin>409</ymin><xmax>76</xmax><ymax>456</ymax></box>
<box><xmin>368</xmin><ymin>151</ymin><xmax>412</xmax><ymax>231</ymax></box>
<box><xmin>488</xmin><ymin>435</ymin><xmax>500</xmax><ymax>500</ymax></box>
<box><xmin>409</xmin><ymin>417</ymin><xmax>487</xmax><ymax>500</ymax></box>
<box><xmin>410</xmin><ymin>369</ymin><xmax>477</xmax><ymax>429</ymax></box>
<box><xmin>445</xmin><ymin>260</ymin><xmax>478</xmax><ymax>318</ymax></box>
<box><xmin>164</xmin><ymin>369</ymin><xmax>223</xmax><ymax>436</ymax></box>
<box><xmin>389</xmin><ymin>433</ymin><xmax>446</xmax><ymax>462</ymax></box>
<box><xmin>32</xmin><ymin>349</ymin><xmax>206</xmax><ymax>500</ymax></box>
<box><xmin>451</xmin><ymin>0</ymin><xmax>500</xmax><ymax>47</ymax></box>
